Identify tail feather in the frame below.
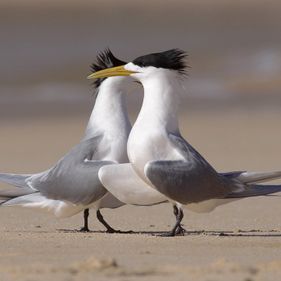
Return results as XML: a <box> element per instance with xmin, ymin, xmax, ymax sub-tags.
<box><xmin>222</xmin><ymin>170</ymin><xmax>281</xmax><ymax>184</ymax></box>
<box><xmin>1</xmin><ymin>192</ymin><xmax>41</xmax><ymax>206</ymax></box>
<box><xmin>226</xmin><ymin>184</ymin><xmax>281</xmax><ymax>198</ymax></box>
<box><xmin>237</xmin><ymin>171</ymin><xmax>281</xmax><ymax>184</ymax></box>
<box><xmin>0</xmin><ymin>187</ymin><xmax>34</xmax><ymax>200</ymax></box>
<box><xmin>1</xmin><ymin>193</ymin><xmax>85</xmax><ymax>218</ymax></box>
<box><xmin>0</xmin><ymin>173</ymin><xmax>31</xmax><ymax>188</ymax></box>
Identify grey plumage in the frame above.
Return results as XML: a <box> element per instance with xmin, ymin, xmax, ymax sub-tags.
<box><xmin>221</xmin><ymin>170</ymin><xmax>281</xmax><ymax>184</ymax></box>
<box><xmin>0</xmin><ymin>173</ymin><xmax>30</xmax><ymax>189</ymax></box>
<box><xmin>0</xmin><ymin>187</ymin><xmax>34</xmax><ymax>200</ymax></box>
<box><xmin>0</xmin><ymin>135</ymin><xmax>114</xmax><ymax>206</ymax></box>
<box><xmin>226</xmin><ymin>184</ymin><xmax>281</xmax><ymax>198</ymax></box>
<box><xmin>2</xmin><ymin>193</ymin><xmax>43</xmax><ymax>206</ymax></box>
<box><xmin>29</xmin><ymin>136</ymin><xmax>113</xmax><ymax>205</ymax></box>
<box><xmin>0</xmin><ymin>49</ymin><xmax>131</xmax><ymax>232</ymax></box>
<box><xmin>145</xmin><ymin>133</ymin><xmax>281</xmax><ymax>204</ymax></box>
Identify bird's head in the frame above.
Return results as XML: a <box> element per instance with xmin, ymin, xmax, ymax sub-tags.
<box><xmin>90</xmin><ymin>48</ymin><xmax>128</xmax><ymax>90</ymax></box>
<box><xmin>88</xmin><ymin>49</ymin><xmax>188</xmax><ymax>83</ymax></box>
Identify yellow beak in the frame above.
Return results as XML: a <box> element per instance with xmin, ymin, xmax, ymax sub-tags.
<box><xmin>87</xmin><ymin>65</ymin><xmax>137</xmax><ymax>79</ymax></box>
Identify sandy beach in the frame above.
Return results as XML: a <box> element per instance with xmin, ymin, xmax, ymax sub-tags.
<box><xmin>0</xmin><ymin>0</ymin><xmax>281</xmax><ymax>280</ymax></box>
<box><xmin>0</xmin><ymin>110</ymin><xmax>281</xmax><ymax>281</ymax></box>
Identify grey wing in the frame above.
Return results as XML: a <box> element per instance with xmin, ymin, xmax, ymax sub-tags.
<box><xmin>28</xmin><ymin>135</ymin><xmax>113</xmax><ymax>205</ymax></box>
<box><xmin>145</xmin><ymin>134</ymin><xmax>236</xmax><ymax>204</ymax></box>
<box><xmin>30</xmin><ymin>160</ymin><xmax>114</xmax><ymax>205</ymax></box>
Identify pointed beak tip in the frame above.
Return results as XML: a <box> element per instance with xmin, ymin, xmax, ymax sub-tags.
<box><xmin>87</xmin><ymin>74</ymin><xmax>95</xmax><ymax>80</ymax></box>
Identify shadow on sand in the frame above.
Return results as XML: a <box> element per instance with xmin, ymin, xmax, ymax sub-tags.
<box><xmin>56</xmin><ymin>228</ymin><xmax>281</xmax><ymax>237</ymax></box>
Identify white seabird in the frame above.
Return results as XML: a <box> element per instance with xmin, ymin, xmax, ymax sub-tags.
<box><xmin>0</xmin><ymin>49</ymin><xmax>133</xmax><ymax>233</ymax></box>
<box><xmin>89</xmin><ymin>49</ymin><xmax>281</xmax><ymax>236</ymax></box>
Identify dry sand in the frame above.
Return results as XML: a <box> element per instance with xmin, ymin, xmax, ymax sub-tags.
<box><xmin>0</xmin><ymin>0</ymin><xmax>281</xmax><ymax>279</ymax></box>
<box><xmin>0</xmin><ymin>109</ymin><xmax>281</xmax><ymax>281</ymax></box>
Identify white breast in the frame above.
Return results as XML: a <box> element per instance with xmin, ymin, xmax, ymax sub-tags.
<box><xmin>127</xmin><ymin>125</ymin><xmax>183</xmax><ymax>181</ymax></box>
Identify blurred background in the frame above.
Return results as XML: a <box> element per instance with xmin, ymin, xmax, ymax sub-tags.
<box><xmin>0</xmin><ymin>0</ymin><xmax>280</xmax><ymax>173</ymax></box>
<box><xmin>1</xmin><ymin>3</ymin><xmax>281</xmax><ymax>277</ymax></box>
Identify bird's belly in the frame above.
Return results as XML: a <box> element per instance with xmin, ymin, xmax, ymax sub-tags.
<box><xmin>185</xmin><ymin>198</ymin><xmax>240</xmax><ymax>213</ymax></box>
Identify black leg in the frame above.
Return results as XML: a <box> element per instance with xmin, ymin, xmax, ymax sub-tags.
<box><xmin>173</xmin><ymin>204</ymin><xmax>179</xmax><ymax>216</ymax></box>
<box><xmin>160</xmin><ymin>205</ymin><xmax>185</xmax><ymax>237</ymax></box>
<box><xmin>79</xmin><ymin>208</ymin><xmax>90</xmax><ymax>232</ymax></box>
<box><xmin>175</xmin><ymin>207</ymin><xmax>186</xmax><ymax>235</ymax></box>
<box><xmin>96</xmin><ymin>209</ymin><xmax>118</xmax><ymax>233</ymax></box>
<box><xmin>96</xmin><ymin>209</ymin><xmax>133</xmax><ymax>234</ymax></box>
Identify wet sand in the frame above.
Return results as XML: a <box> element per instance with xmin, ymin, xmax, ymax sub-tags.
<box><xmin>0</xmin><ymin>109</ymin><xmax>281</xmax><ymax>281</ymax></box>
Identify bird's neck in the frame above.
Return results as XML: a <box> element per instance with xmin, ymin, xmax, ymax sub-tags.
<box><xmin>127</xmin><ymin>73</ymin><xmax>183</xmax><ymax>179</ymax></box>
<box><xmin>84</xmin><ymin>80</ymin><xmax>131</xmax><ymax>139</ymax></box>
<box><xmin>135</xmin><ymin>73</ymin><xmax>181</xmax><ymax>133</ymax></box>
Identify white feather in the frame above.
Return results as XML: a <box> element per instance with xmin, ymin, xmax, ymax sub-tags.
<box><xmin>99</xmin><ymin>163</ymin><xmax>167</xmax><ymax>206</ymax></box>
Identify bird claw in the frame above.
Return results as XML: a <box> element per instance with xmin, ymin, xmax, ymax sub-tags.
<box><xmin>156</xmin><ymin>224</ymin><xmax>186</xmax><ymax>237</ymax></box>
<box><xmin>175</xmin><ymin>225</ymin><xmax>186</xmax><ymax>236</ymax></box>
<box><xmin>79</xmin><ymin>226</ymin><xmax>90</xmax><ymax>232</ymax></box>
<box><xmin>106</xmin><ymin>228</ymin><xmax>118</xmax><ymax>233</ymax></box>
<box><xmin>106</xmin><ymin>228</ymin><xmax>134</xmax><ymax>234</ymax></box>
<box><xmin>158</xmin><ymin>231</ymin><xmax>177</xmax><ymax>237</ymax></box>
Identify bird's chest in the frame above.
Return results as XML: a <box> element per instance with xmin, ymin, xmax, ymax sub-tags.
<box><xmin>108</xmin><ymin>135</ymin><xmax>129</xmax><ymax>163</ymax></box>
<box><xmin>90</xmin><ymin>134</ymin><xmax>128</xmax><ymax>163</ymax></box>
<box><xmin>127</xmin><ymin>128</ymin><xmax>178</xmax><ymax>175</ymax></box>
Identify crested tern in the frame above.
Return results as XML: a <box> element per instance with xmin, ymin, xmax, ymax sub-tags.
<box><xmin>0</xmin><ymin>49</ymin><xmax>132</xmax><ymax>233</ymax></box>
<box><xmin>89</xmin><ymin>49</ymin><xmax>281</xmax><ymax>236</ymax></box>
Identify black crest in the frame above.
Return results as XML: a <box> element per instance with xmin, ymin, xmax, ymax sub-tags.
<box><xmin>132</xmin><ymin>49</ymin><xmax>187</xmax><ymax>74</ymax></box>
<box><xmin>91</xmin><ymin>49</ymin><xmax>126</xmax><ymax>88</ymax></box>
